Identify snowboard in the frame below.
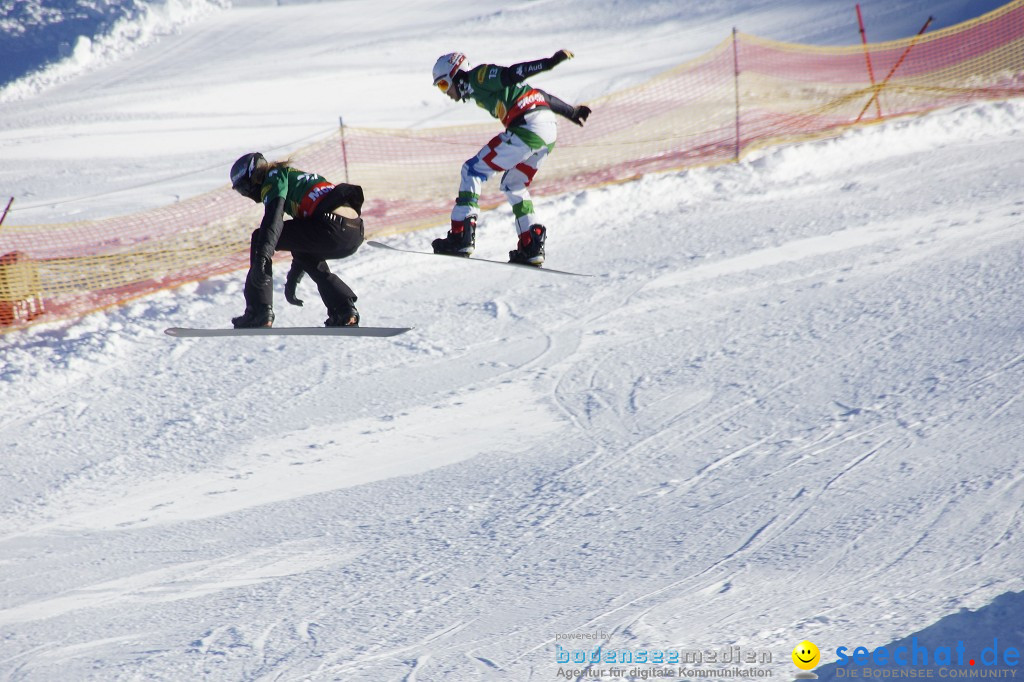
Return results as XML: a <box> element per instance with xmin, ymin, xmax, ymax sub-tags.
<box><xmin>165</xmin><ymin>326</ymin><xmax>411</xmax><ymax>338</ymax></box>
<box><xmin>366</xmin><ymin>241</ymin><xmax>593</xmax><ymax>277</ymax></box>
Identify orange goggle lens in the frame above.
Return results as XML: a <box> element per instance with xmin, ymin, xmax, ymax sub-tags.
<box><xmin>436</xmin><ymin>78</ymin><xmax>451</xmax><ymax>93</ymax></box>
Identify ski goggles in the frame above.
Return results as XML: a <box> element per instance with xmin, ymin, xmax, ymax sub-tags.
<box><xmin>232</xmin><ymin>175</ymin><xmax>261</xmax><ymax>202</ymax></box>
<box><xmin>434</xmin><ymin>76</ymin><xmax>453</xmax><ymax>93</ymax></box>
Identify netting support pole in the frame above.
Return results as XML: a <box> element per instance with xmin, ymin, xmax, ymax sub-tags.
<box><xmin>0</xmin><ymin>197</ymin><xmax>13</xmax><ymax>228</ymax></box>
<box><xmin>339</xmin><ymin>116</ymin><xmax>350</xmax><ymax>184</ymax></box>
<box><xmin>855</xmin><ymin>15</ymin><xmax>934</xmax><ymax>123</ymax></box>
<box><xmin>732</xmin><ymin>27</ymin><xmax>742</xmax><ymax>162</ymax></box>
<box><xmin>856</xmin><ymin>4</ymin><xmax>883</xmax><ymax>120</ymax></box>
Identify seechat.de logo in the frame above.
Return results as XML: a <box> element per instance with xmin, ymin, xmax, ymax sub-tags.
<box><xmin>836</xmin><ymin>638</ymin><xmax>1020</xmax><ymax>668</ymax></box>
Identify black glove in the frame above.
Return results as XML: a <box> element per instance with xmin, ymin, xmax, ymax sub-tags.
<box><xmin>284</xmin><ymin>263</ymin><xmax>305</xmax><ymax>307</ymax></box>
<box><xmin>570</xmin><ymin>105</ymin><xmax>591</xmax><ymax>127</ymax></box>
<box><xmin>552</xmin><ymin>49</ymin><xmax>574</xmax><ymax>65</ymax></box>
<box><xmin>247</xmin><ymin>255</ymin><xmax>273</xmax><ymax>289</ymax></box>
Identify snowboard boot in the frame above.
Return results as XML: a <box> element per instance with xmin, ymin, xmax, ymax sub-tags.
<box><xmin>232</xmin><ymin>304</ymin><xmax>274</xmax><ymax>328</ymax></box>
<box><xmin>325</xmin><ymin>299</ymin><xmax>360</xmax><ymax>327</ymax></box>
<box><xmin>508</xmin><ymin>224</ymin><xmax>546</xmax><ymax>266</ymax></box>
<box><xmin>432</xmin><ymin>215</ymin><xmax>476</xmax><ymax>257</ymax></box>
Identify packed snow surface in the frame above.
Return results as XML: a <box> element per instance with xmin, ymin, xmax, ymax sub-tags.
<box><xmin>1</xmin><ymin>1</ymin><xmax>1022</xmax><ymax>680</ymax></box>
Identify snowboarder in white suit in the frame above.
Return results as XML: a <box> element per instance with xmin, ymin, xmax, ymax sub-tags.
<box><xmin>431</xmin><ymin>50</ymin><xmax>592</xmax><ymax>266</ymax></box>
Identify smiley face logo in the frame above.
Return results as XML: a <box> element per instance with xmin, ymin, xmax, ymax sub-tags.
<box><xmin>792</xmin><ymin>640</ymin><xmax>820</xmax><ymax>670</ymax></box>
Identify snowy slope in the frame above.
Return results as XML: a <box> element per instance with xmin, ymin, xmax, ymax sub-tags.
<box><xmin>2</xmin><ymin>1</ymin><xmax>1024</xmax><ymax>681</ymax></box>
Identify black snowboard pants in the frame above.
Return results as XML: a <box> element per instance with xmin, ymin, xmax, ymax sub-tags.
<box><xmin>245</xmin><ymin>184</ymin><xmax>365</xmax><ymax>311</ymax></box>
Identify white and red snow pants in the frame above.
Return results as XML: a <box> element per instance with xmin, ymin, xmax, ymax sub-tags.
<box><xmin>450</xmin><ymin>108</ymin><xmax>558</xmax><ymax>234</ymax></box>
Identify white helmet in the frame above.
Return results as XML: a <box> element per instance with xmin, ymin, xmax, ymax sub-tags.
<box><xmin>432</xmin><ymin>52</ymin><xmax>467</xmax><ymax>94</ymax></box>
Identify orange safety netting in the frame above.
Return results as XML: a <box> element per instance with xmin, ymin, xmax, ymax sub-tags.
<box><xmin>2</xmin><ymin>0</ymin><xmax>1023</xmax><ymax>332</ymax></box>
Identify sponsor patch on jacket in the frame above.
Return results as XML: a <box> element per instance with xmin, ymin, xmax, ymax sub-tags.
<box><xmin>297</xmin><ymin>182</ymin><xmax>335</xmax><ymax>218</ymax></box>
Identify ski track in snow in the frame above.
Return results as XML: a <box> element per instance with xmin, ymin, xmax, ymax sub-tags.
<box><xmin>1</xmin><ymin>1</ymin><xmax>1024</xmax><ymax>680</ymax></box>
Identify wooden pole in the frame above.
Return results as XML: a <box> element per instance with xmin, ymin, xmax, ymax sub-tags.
<box><xmin>733</xmin><ymin>28</ymin><xmax>742</xmax><ymax>162</ymax></box>
<box><xmin>856</xmin><ymin>4</ymin><xmax>883</xmax><ymax>120</ymax></box>
<box><xmin>0</xmin><ymin>197</ymin><xmax>13</xmax><ymax>228</ymax></box>
<box><xmin>855</xmin><ymin>16</ymin><xmax>934</xmax><ymax>123</ymax></box>
<box><xmin>339</xmin><ymin>116</ymin><xmax>350</xmax><ymax>185</ymax></box>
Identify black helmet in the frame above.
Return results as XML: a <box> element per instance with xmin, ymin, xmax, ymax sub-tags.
<box><xmin>230</xmin><ymin>152</ymin><xmax>267</xmax><ymax>202</ymax></box>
